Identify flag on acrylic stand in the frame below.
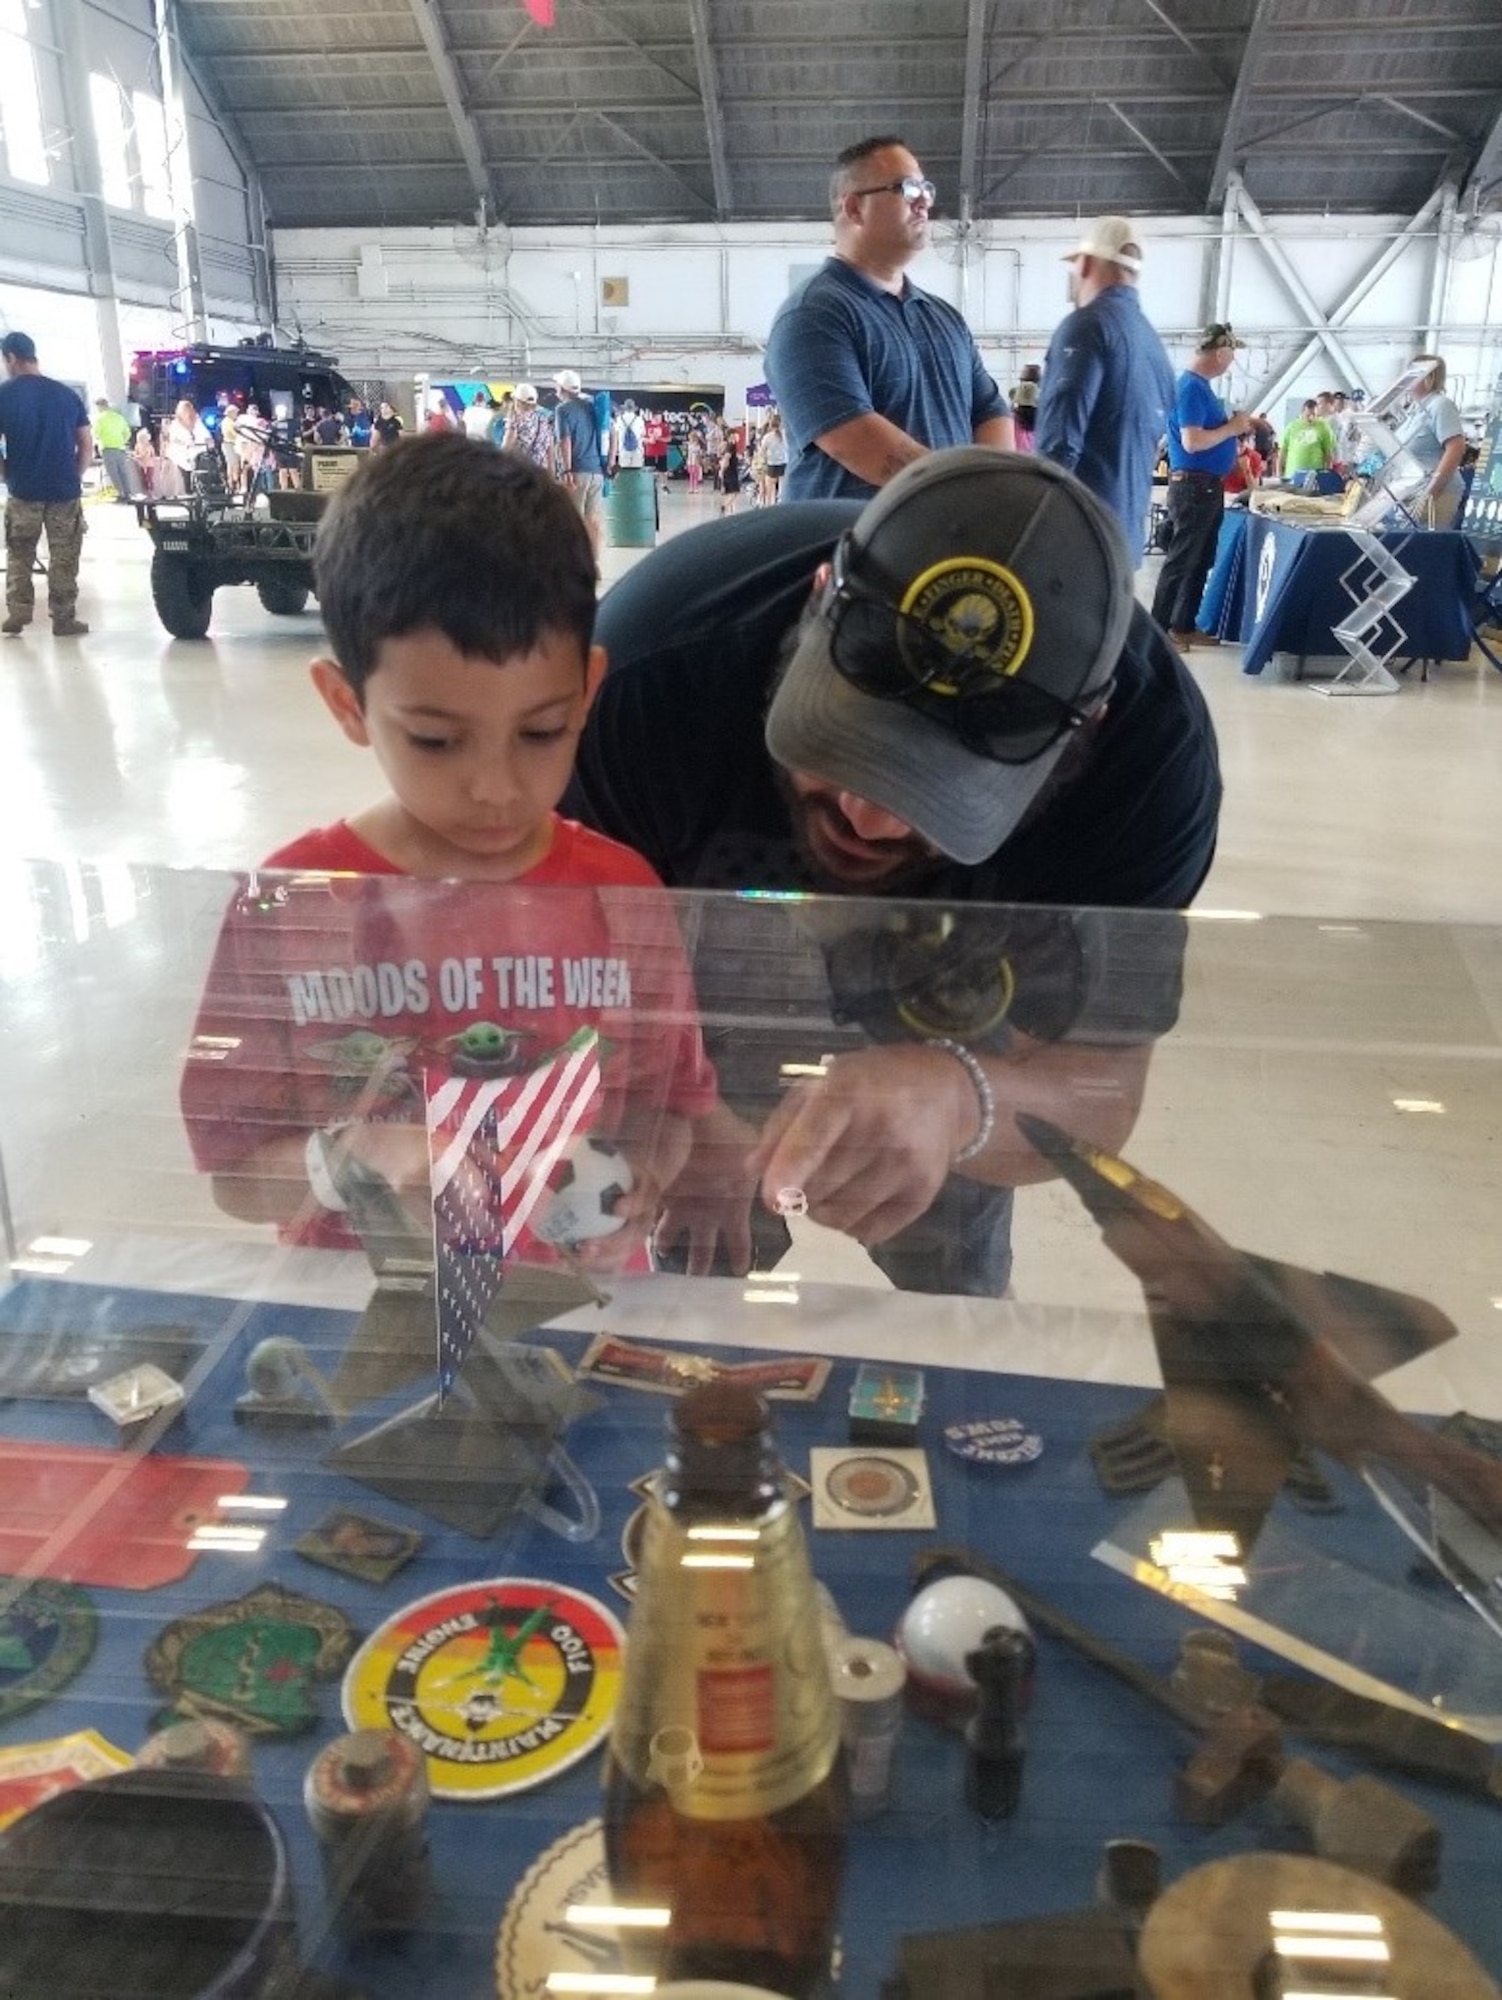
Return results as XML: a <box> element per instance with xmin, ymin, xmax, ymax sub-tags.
<box><xmin>426</xmin><ymin>1026</ymin><xmax>603</xmax><ymax>1398</ymax></box>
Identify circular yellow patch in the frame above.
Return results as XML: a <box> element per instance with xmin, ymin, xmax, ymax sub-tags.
<box><xmin>898</xmin><ymin>557</ymin><xmax>1035</xmax><ymax>694</ymax></box>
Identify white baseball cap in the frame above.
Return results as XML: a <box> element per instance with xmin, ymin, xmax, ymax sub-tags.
<box><xmin>1062</xmin><ymin>217</ymin><xmax>1144</xmax><ymax>273</ymax></box>
<box><xmin>513</xmin><ymin>382</ymin><xmax>538</xmax><ymax>404</ymax></box>
<box><xmin>553</xmin><ymin>368</ymin><xmax>582</xmax><ymax>394</ymax></box>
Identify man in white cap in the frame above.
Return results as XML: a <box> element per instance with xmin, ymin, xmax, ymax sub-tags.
<box><xmin>1035</xmin><ymin>217</ymin><xmax>1175</xmax><ymax>557</ymax></box>
<box><xmin>552</xmin><ymin>368</ymin><xmax>605</xmax><ymax>562</ymax></box>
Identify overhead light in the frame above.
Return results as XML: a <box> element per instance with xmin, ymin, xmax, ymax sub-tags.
<box><xmin>1189</xmin><ymin>908</ymin><xmax>1263</xmax><ymax>922</ymax></box>
<box><xmin>1392</xmin><ymin>1097</ymin><xmax>1445</xmax><ymax>1114</ymax></box>
<box><xmin>562</xmin><ymin>1905</ymin><xmax>670</xmax><ymax>1929</ymax></box>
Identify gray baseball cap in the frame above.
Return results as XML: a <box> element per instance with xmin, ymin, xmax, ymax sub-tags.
<box><xmin>764</xmin><ymin>448</ymin><xmax>1135</xmax><ymax>866</ymax></box>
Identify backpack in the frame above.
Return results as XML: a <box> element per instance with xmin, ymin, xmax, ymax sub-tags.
<box><xmin>621</xmin><ymin>416</ymin><xmax>641</xmax><ymax>453</ymax></box>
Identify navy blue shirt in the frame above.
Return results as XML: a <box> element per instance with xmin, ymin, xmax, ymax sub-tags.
<box><xmin>0</xmin><ymin>373</ymin><xmax>89</xmax><ymax>503</ymax></box>
<box><xmin>553</xmin><ymin>394</ymin><xmax>604</xmax><ymax>476</ymax></box>
<box><xmin>566</xmin><ymin>504</ymin><xmax>1221</xmax><ymax>912</ymax></box>
<box><xmin>764</xmin><ymin>257</ymin><xmax>1009</xmax><ymax>503</ymax></box>
<box><xmin>1035</xmin><ymin>285</ymin><xmax>1175</xmax><ymax>549</ymax></box>
<box><xmin>1166</xmin><ymin>370</ymin><xmax>1238</xmax><ymax>475</ymax></box>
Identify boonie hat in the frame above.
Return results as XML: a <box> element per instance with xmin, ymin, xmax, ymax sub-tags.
<box><xmin>1062</xmin><ymin>217</ymin><xmax>1143</xmax><ymax>273</ymax></box>
<box><xmin>553</xmin><ymin>368</ymin><xmax>582</xmax><ymax>393</ymax></box>
<box><xmin>1198</xmin><ymin>322</ymin><xmax>1245</xmax><ymax>350</ymax></box>
<box><xmin>765</xmin><ymin>449</ymin><xmax>1135</xmax><ymax>867</ymax></box>
<box><xmin>513</xmin><ymin>382</ymin><xmax>538</xmax><ymax>403</ymax></box>
<box><xmin>0</xmin><ymin>330</ymin><xmax>37</xmax><ymax>363</ymax></box>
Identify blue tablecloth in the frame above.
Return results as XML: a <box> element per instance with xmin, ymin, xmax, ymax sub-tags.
<box><xmin>3</xmin><ymin>1277</ymin><xmax>1501</xmax><ymax>1994</ymax></box>
<box><xmin>1199</xmin><ymin>513</ymin><xmax>1480</xmax><ymax>676</ymax></box>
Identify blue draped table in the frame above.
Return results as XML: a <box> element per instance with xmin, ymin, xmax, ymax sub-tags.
<box><xmin>1197</xmin><ymin>512</ymin><xmax>1480</xmax><ymax>676</ymax></box>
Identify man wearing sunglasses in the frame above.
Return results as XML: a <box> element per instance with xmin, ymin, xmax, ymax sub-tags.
<box><xmin>764</xmin><ymin>136</ymin><xmax>1014</xmax><ymax>502</ymax></box>
<box><xmin>566</xmin><ymin>450</ymin><xmax>1221</xmax><ymax>1291</ymax></box>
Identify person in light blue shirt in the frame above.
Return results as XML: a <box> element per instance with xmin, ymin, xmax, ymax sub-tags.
<box><xmin>1035</xmin><ymin>215</ymin><xmax>1175</xmax><ymax>560</ymax></box>
<box><xmin>764</xmin><ymin>135</ymin><xmax>1013</xmax><ymax>502</ymax></box>
<box><xmin>1149</xmin><ymin>324</ymin><xmax>1255</xmax><ymax>646</ymax></box>
<box><xmin>1394</xmin><ymin>355</ymin><xmax>1467</xmax><ymax>529</ymax></box>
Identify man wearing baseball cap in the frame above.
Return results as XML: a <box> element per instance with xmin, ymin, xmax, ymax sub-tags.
<box><xmin>0</xmin><ymin>330</ymin><xmax>93</xmax><ymax>638</ymax></box>
<box><xmin>1150</xmin><ymin>322</ymin><xmax>1255</xmax><ymax>647</ymax></box>
<box><xmin>566</xmin><ymin>448</ymin><xmax>1221</xmax><ymax>1285</ymax></box>
<box><xmin>552</xmin><ymin>367</ymin><xmax>605</xmax><ymax>563</ymax></box>
<box><xmin>1034</xmin><ymin>217</ymin><xmax>1175</xmax><ymax>556</ymax></box>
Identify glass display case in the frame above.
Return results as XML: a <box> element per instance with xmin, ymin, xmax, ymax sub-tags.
<box><xmin>1</xmin><ymin>858</ymin><xmax>1501</xmax><ymax>1999</ymax></box>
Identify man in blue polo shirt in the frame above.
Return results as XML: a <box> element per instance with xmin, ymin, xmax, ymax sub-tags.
<box><xmin>1149</xmin><ymin>322</ymin><xmax>1255</xmax><ymax>647</ymax></box>
<box><xmin>1035</xmin><ymin>215</ymin><xmax>1175</xmax><ymax>558</ymax></box>
<box><xmin>765</xmin><ymin>135</ymin><xmax>1014</xmax><ymax>501</ymax></box>
<box><xmin>0</xmin><ymin>330</ymin><xmax>92</xmax><ymax>638</ymax></box>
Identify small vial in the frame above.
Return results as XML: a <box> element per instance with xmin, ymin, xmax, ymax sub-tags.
<box><xmin>137</xmin><ymin>1717</ymin><xmax>251</xmax><ymax>1779</ymax></box>
<box><xmin>829</xmin><ymin>1634</ymin><xmax>906</xmax><ymax>1819</ymax></box>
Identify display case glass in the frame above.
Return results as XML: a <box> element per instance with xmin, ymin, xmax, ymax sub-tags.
<box><xmin>1</xmin><ymin>859</ymin><xmax>1500</xmax><ymax>1999</ymax></box>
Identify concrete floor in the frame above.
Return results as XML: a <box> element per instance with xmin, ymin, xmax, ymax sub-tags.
<box><xmin>1</xmin><ymin>488</ymin><xmax>1501</xmax><ymax>1412</ymax></box>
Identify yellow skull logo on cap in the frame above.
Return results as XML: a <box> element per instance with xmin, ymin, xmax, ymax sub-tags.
<box><xmin>898</xmin><ymin>558</ymin><xmax>1034</xmax><ymax>696</ymax></box>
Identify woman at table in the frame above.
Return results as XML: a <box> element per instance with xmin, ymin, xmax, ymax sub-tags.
<box><xmin>1395</xmin><ymin>355</ymin><xmax>1467</xmax><ymax>530</ymax></box>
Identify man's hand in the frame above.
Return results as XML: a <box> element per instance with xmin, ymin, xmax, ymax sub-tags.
<box><xmin>748</xmin><ymin>1046</ymin><xmax>976</xmax><ymax>1246</ymax></box>
<box><xmin>654</xmin><ymin>1102</ymin><xmax>766</xmax><ymax>1276</ymax></box>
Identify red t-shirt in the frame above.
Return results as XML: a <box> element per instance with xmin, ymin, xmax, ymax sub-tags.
<box><xmin>182</xmin><ymin>813</ymin><xmax>717</xmax><ymax>1249</ymax></box>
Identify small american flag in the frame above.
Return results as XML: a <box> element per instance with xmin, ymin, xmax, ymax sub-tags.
<box><xmin>426</xmin><ymin>1027</ymin><xmax>602</xmax><ymax>1398</ymax></box>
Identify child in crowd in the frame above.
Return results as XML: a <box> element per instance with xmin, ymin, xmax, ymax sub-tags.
<box><xmin>718</xmin><ymin>438</ymin><xmax>743</xmax><ymax>514</ymax></box>
<box><xmin>181</xmin><ymin>435</ymin><xmax>717</xmax><ymax>1261</ymax></box>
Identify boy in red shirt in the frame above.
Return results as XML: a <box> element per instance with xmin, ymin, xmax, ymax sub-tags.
<box><xmin>181</xmin><ymin>435</ymin><xmax>716</xmax><ymax>1259</ymax></box>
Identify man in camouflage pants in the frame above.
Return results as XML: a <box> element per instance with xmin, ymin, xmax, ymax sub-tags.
<box><xmin>0</xmin><ymin>330</ymin><xmax>93</xmax><ymax>638</ymax></box>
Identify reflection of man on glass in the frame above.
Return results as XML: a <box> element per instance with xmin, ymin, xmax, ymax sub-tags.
<box><xmin>764</xmin><ymin>136</ymin><xmax>1014</xmax><ymax>502</ymax></box>
<box><xmin>566</xmin><ymin>449</ymin><xmax>1222</xmax><ymax>1292</ymax></box>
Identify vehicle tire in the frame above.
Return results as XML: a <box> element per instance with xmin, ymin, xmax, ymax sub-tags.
<box><xmin>256</xmin><ymin>580</ymin><xmax>311</xmax><ymax>616</ymax></box>
<box><xmin>150</xmin><ymin>552</ymin><xmax>214</xmax><ymax>639</ymax></box>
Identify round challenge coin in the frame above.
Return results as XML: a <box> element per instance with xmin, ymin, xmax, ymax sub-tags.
<box><xmin>343</xmin><ymin>1578</ymin><xmax>625</xmax><ymax>1802</ymax></box>
<box><xmin>826</xmin><ymin>1455</ymin><xmax>919</xmax><ymax>1518</ymax></box>
<box><xmin>942</xmin><ymin>1418</ymin><xmax>1044</xmax><ymax>1468</ymax></box>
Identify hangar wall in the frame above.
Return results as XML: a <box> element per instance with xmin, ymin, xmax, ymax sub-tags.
<box><xmin>273</xmin><ymin>209</ymin><xmax>1502</xmax><ymax>419</ymax></box>
<box><xmin>0</xmin><ymin>0</ymin><xmax>266</xmax><ymax>390</ymax></box>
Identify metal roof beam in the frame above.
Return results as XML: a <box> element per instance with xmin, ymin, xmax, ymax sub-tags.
<box><xmin>685</xmin><ymin>0</ymin><xmax>731</xmax><ymax>215</ymax></box>
<box><xmin>957</xmin><ymin>0</ymin><xmax>985</xmax><ymax>219</ymax></box>
<box><xmin>590</xmin><ymin>109</ymin><xmax>715</xmax><ymax>215</ymax></box>
<box><xmin>403</xmin><ymin>0</ymin><xmax>493</xmax><ymax>217</ymax></box>
<box><xmin>1102</xmin><ymin>98</ymin><xmax>1198</xmax><ymax>201</ymax></box>
<box><xmin>1139</xmin><ymin>0</ymin><xmax>1232</xmax><ymax>89</ymax></box>
<box><xmin>1231</xmin><ymin>170</ymin><xmax>1368</xmax><ymax>393</ymax></box>
<box><xmin>1460</xmin><ymin>101</ymin><xmax>1502</xmax><ymax>210</ymax></box>
<box><xmin>1370</xmin><ymin>94</ymin><xmax>1461</xmax><ymax>141</ymax></box>
<box><xmin>1207</xmin><ymin>0</ymin><xmax>1276</xmax><ymax>212</ymax></box>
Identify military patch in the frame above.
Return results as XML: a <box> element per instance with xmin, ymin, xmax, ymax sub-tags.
<box><xmin>343</xmin><ymin>1578</ymin><xmax>624</xmax><ymax>1800</ymax></box>
<box><xmin>295</xmin><ymin>1508</ymin><xmax>423</xmax><ymax>1585</ymax></box>
<box><xmin>145</xmin><ymin>1581</ymin><xmax>356</xmax><ymax>1737</ymax></box>
<box><xmin>0</xmin><ymin>1727</ymin><xmax>132</xmax><ymax>1830</ymax></box>
<box><xmin>0</xmin><ymin>1578</ymin><xmax>97</xmax><ymax>1723</ymax></box>
<box><xmin>899</xmin><ymin>556</ymin><xmax>1035</xmax><ymax>691</ymax></box>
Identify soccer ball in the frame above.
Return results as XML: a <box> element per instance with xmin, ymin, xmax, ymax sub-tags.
<box><xmin>531</xmin><ymin>1138</ymin><xmax>633</xmax><ymax>1246</ymax></box>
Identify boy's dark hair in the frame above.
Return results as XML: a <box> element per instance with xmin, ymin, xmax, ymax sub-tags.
<box><xmin>831</xmin><ymin>135</ymin><xmax>909</xmax><ymax>209</ymax></box>
<box><xmin>314</xmin><ymin>433</ymin><xmax>596</xmax><ymax>697</ymax></box>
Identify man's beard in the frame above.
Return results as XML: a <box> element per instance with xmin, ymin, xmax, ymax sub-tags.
<box><xmin>774</xmin><ymin>767</ymin><xmax>945</xmax><ymax>893</ymax></box>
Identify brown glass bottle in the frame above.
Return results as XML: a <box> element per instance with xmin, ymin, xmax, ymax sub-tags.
<box><xmin>604</xmin><ymin>1382</ymin><xmax>847</xmax><ymax>1998</ymax></box>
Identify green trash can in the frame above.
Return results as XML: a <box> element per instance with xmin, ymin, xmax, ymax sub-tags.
<box><xmin>607</xmin><ymin>467</ymin><xmax>658</xmax><ymax>548</ymax></box>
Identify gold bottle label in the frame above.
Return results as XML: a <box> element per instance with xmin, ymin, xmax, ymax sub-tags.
<box><xmin>612</xmin><ymin>1483</ymin><xmax>840</xmax><ymax>1822</ymax></box>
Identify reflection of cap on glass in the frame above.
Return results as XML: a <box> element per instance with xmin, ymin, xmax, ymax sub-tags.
<box><xmin>765</xmin><ymin>449</ymin><xmax>1135</xmax><ymax>867</ymax></box>
<box><xmin>553</xmin><ymin>368</ymin><xmax>582</xmax><ymax>393</ymax></box>
<box><xmin>1198</xmin><ymin>322</ymin><xmax>1245</xmax><ymax>350</ymax></box>
<box><xmin>1062</xmin><ymin>217</ymin><xmax>1143</xmax><ymax>273</ymax></box>
<box><xmin>1</xmin><ymin>330</ymin><xmax>37</xmax><ymax>362</ymax></box>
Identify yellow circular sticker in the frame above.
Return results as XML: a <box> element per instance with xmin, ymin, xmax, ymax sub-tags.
<box><xmin>898</xmin><ymin>556</ymin><xmax>1035</xmax><ymax>693</ymax></box>
<box><xmin>342</xmin><ymin>1577</ymin><xmax>625</xmax><ymax>1801</ymax></box>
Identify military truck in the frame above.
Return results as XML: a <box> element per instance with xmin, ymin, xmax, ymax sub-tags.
<box><xmin>141</xmin><ymin>475</ymin><xmax>326</xmax><ymax>640</ymax></box>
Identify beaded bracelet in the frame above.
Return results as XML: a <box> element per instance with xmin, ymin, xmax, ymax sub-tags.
<box><xmin>924</xmin><ymin>1037</ymin><xmax>997</xmax><ymax>1165</ymax></box>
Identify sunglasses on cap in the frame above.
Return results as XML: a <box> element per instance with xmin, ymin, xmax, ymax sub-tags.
<box><xmin>851</xmin><ymin>175</ymin><xmax>937</xmax><ymax>205</ymax></box>
<box><xmin>822</xmin><ymin>534</ymin><xmax>1112</xmax><ymax>766</ymax></box>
